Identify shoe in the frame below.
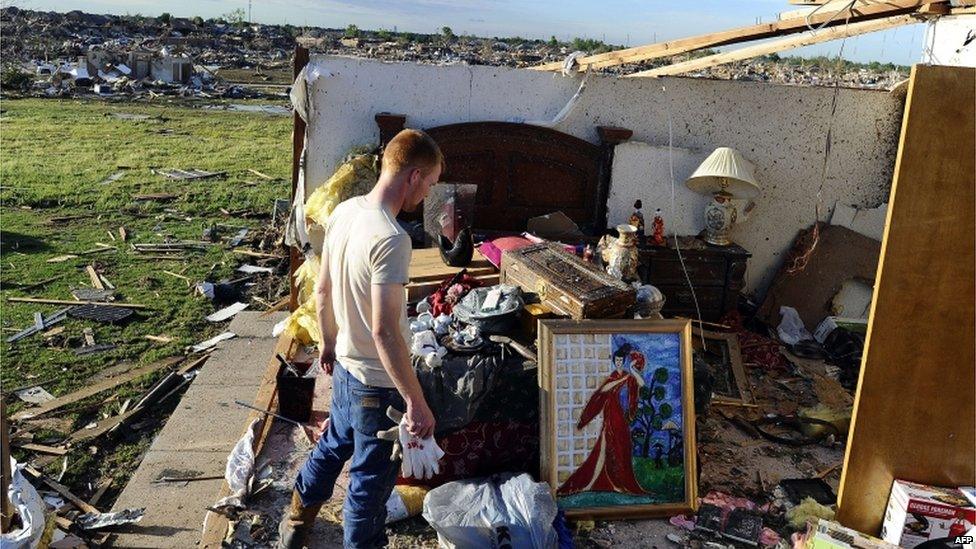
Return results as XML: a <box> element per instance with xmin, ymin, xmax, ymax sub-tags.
<box><xmin>276</xmin><ymin>490</ymin><xmax>323</xmax><ymax>549</ymax></box>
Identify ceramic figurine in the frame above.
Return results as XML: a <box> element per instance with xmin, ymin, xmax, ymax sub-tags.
<box><xmin>628</xmin><ymin>200</ymin><xmax>646</xmax><ymax>244</ymax></box>
<box><xmin>599</xmin><ymin>224</ymin><xmax>640</xmax><ymax>282</ymax></box>
<box><xmin>651</xmin><ymin>209</ymin><xmax>666</xmax><ymax>247</ymax></box>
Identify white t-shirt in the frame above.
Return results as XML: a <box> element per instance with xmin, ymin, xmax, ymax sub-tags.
<box><xmin>323</xmin><ymin>196</ymin><xmax>412</xmax><ymax>388</ymax></box>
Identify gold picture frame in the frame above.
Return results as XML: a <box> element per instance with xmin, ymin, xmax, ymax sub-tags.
<box><xmin>538</xmin><ymin>319</ymin><xmax>698</xmax><ymax>519</ymax></box>
<box><xmin>692</xmin><ymin>327</ymin><xmax>753</xmax><ymax>405</ymax></box>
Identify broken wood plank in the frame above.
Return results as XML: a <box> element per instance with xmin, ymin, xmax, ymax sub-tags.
<box><xmin>176</xmin><ymin>354</ymin><xmax>211</xmax><ymax>375</ymax></box>
<box><xmin>12</xmin><ymin>442</ymin><xmax>67</xmax><ymax>456</ymax></box>
<box><xmin>23</xmin><ymin>464</ymin><xmax>100</xmax><ymax>514</ymax></box>
<box><xmin>86</xmin><ymin>266</ymin><xmax>105</xmax><ymax>290</ymax></box>
<box><xmin>11</xmin><ymin>357</ymin><xmax>180</xmax><ymax>421</ymax></box>
<box><xmin>6</xmin><ymin>297</ymin><xmax>149</xmax><ymax>309</ymax></box>
<box><xmin>155</xmin><ymin>168</ymin><xmax>226</xmax><ymax>180</ymax></box>
<box><xmin>627</xmin><ymin>14</ymin><xmax>920</xmax><ymax>78</ymax></box>
<box><xmin>118</xmin><ymin>226</ymin><xmax>127</xmax><ymax>241</ymax></box>
<box><xmin>47</xmin><ymin>255</ymin><xmax>78</xmax><ymax>263</ymax></box>
<box><xmin>98</xmin><ymin>274</ymin><xmax>115</xmax><ymax>290</ymax></box>
<box><xmin>76</xmin><ymin>245</ymin><xmax>116</xmax><ymax>256</ymax></box>
<box><xmin>247</xmin><ymin>169</ymin><xmax>274</xmax><ymax>180</ymax></box>
<box><xmin>258</xmin><ymin>297</ymin><xmax>290</xmax><ymax>317</ymax></box>
<box><xmin>144</xmin><ymin>334</ymin><xmax>174</xmax><ymax>343</ymax></box>
<box><xmin>533</xmin><ymin>0</ymin><xmax>932</xmax><ymax>72</ymax></box>
<box><xmin>133</xmin><ymin>193</ymin><xmax>178</xmax><ymax>202</ymax></box>
<box><xmin>232</xmin><ymin>248</ymin><xmax>284</xmax><ymax>259</ymax></box>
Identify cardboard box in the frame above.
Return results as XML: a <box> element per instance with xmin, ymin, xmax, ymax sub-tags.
<box><xmin>882</xmin><ymin>480</ymin><xmax>976</xmax><ymax>547</ymax></box>
<box><xmin>803</xmin><ymin>519</ymin><xmax>897</xmax><ymax>549</ymax></box>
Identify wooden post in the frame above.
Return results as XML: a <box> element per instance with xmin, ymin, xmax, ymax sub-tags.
<box><xmin>1</xmin><ymin>400</ymin><xmax>13</xmax><ymax>533</ymax></box>
<box><xmin>596</xmin><ymin>126</ymin><xmax>633</xmax><ymax>233</ymax></box>
<box><xmin>288</xmin><ymin>45</ymin><xmax>310</xmax><ymax>312</ymax></box>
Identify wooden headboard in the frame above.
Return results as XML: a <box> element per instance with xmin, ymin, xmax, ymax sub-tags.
<box><xmin>376</xmin><ymin>113</ymin><xmax>632</xmax><ymax>235</ymax></box>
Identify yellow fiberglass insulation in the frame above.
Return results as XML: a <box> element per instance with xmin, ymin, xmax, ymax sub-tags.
<box><xmin>293</xmin><ymin>253</ymin><xmax>320</xmax><ymax>302</ymax></box>
<box><xmin>305</xmin><ymin>154</ymin><xmax>378</xmax><ymax>228</ymax></box>
<box><xmin>281</xmin><ymin>297</ymin><xmax>320</xmax><ymax>346</ymax></box>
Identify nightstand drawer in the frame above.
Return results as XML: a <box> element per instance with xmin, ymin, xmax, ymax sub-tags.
<box><xmin>656</xmin><ymin>284</ymin><xmax>726</xmax><ymax>311</ymax></box>
<box><xmin>641</xmin><ymin>257</ymin><xmax>728</xmax><ymax>286</ymax></box>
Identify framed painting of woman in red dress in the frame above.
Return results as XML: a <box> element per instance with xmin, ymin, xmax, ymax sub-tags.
<box><xmin>538</xmin><ymin>319</ymin><xmax>697</xmax><ymax>519</ymax></box>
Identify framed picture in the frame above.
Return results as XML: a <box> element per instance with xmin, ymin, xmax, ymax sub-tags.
<box><xmin>691</xmin><ymin>328</ymin><xmax>752</xmax><ymax>405</ymax></box>
<box><xmin>538</xmin><ymin>319</ymin><xmax>697</xmax><ymax>519</ymax></box>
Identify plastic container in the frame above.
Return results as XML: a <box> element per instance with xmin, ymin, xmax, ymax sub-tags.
<box><xmin>277</xmin><ymin>361</ymin><xmax>314</xmax><ymax>423</ymax></box>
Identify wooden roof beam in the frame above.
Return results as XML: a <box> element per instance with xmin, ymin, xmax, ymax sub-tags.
<box><xmin>624</xmin><ymin>14</ymin><xmax>922</xmax><ymax>78</ymax></box>
<box><xmin>531</xmin><ymin>0</ymin><xmax>934</xmax><ymax>72</ymax></box>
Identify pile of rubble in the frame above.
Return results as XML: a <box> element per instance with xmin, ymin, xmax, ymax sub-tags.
<box><xmin>0</xmin><ymin>6</ymin><xmax>910</xmax><ymax>99</ymax></box>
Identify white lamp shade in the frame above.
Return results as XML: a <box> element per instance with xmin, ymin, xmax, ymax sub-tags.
<box><xmin>685</xmin><ymin>147</ymin><xmax>760</xmax><ymax>199</ymax></box>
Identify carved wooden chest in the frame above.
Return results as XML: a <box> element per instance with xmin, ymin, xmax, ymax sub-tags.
<box><xmin>501</xmin><ymin>243</ymin><xmax>636</xmax><ymax>319</ymax></box>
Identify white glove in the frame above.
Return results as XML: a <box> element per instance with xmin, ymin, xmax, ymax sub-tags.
<box><xmin>397</xmin><ymin>413</ymin><xmax>444</xmax><ymax>480</ymax></box>
<box><xmin>375</xmin><ymin>407</ymin><xmax>445</xmax><ymax>480</ymax></box>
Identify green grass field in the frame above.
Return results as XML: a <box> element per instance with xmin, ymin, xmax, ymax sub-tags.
<box><xmin>0</xmin><ymin>97</ymin><xmax>293</xmax><ymax>498</ymax></box>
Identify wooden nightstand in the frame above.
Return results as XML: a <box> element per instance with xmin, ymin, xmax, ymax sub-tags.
<box><xmin>637</xmin><ymin>236</ymin><xmax>750</xmax><ymax>322</ymax></box>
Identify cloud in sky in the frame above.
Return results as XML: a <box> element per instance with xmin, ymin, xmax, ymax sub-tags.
<box><xmin>14</xmin><ymin>0</ymin><xmax>926</xmax><ymax>64</ymax></box>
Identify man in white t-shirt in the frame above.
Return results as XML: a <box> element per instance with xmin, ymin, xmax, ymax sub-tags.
<box><xmin>279</xmin><ymin>130</ymin><xmax>443</xmax><ymax>548</ymax></box>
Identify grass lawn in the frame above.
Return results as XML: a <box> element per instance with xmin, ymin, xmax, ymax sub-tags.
<box><xmin>0</xmin><ymin>96</ymin><xmax>293</xmax><ymax>501</ymax></box>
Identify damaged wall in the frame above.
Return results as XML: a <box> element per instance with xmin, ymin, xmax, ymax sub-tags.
<box><xmin>301</xmin><ymin>54</ymin><xmax>903</xmax><ymax>295</ymax></box>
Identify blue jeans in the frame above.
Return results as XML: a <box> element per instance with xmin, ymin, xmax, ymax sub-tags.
<box><xmin>294</xmin><ymin>364</ymin><xmax>404</xmax><ymax>548</ymax></box>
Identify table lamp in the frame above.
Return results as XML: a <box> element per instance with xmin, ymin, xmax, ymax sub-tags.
<box><xmin>685</xmin><ymin>147</ymin><xmax>760</xmax><ymax>246</ymax></box>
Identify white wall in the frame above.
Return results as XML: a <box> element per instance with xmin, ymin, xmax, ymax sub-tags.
<box><xmin>922</xmin><ymin>15</ymin><xmax>976</xmax><ymax>67</ymax></box>
<box><xmin>303</xmin><ymin>55</ymin><xmax>903</xmax><ymax>295</ymax></box>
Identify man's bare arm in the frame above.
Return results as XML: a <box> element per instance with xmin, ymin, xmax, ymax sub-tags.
<box><xmin>314</xmin><ymin>250</ymin><xmax>338</xmax><ymax>373</ymax></box>
<box><xmin>370</xmin><ymin>283</ymin><xmax>435</xmax><ymax>438</ymax></box>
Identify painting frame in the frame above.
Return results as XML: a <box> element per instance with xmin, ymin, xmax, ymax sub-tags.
<box><xmin>538</xmin><ymin>319</ymin><xmax>698</xmax><ymax>520</ymax></box>
<box><xmin>692</xmin><ymin>327</ymin><xmax>753</xmax><ymax>405</ymax></box>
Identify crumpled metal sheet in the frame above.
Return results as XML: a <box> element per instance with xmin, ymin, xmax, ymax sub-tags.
<box><xmin>75</xmin><ymin>508</ymin><xmax>145</xmax><ymax>530</ymax></box>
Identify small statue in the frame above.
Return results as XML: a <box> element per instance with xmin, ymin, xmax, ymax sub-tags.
<box><xmin>629</xmin><ymin>200</ymin><xmax>646</xmax><ymax>244</ymax></box>
<box><xmin>651</xmin><ymin>209</ymin><xmax>666</xmax><ymax>247</ymax></box>
<box><xmin>599</xmin><ymin>224</ymin><xmax>640</xmax><ymax>282</ymax></box>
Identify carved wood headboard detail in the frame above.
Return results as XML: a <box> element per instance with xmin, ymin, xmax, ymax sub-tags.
<box><xmin>376</xmin><ymin>113</ymin><xmax>631</xmax><ymax>235</ymax></box>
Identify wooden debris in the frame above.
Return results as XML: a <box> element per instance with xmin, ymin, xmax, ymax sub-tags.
<box><xmin>247</xmin><ymin>169</ymin><xmax>274</xmax><ymax>180</ymax></box>
<box><xmin>12</xmin><ymin>442</ymin><xmax>67</xmax><ymax>456</ymax></box>
<box><xmin>259</xmin><ymin>297</ymin><xmax>289</xmax><ymax>317</ymax></box>
<box><xmin>98</xmin><ymin>274</ymin><xmax>115</xmax><ymax>290</ymax></box>
<box><xmin>11</xmin><ymin>357</ymin><xmax>180</xmax><ymax>421</ymax></box>
<box><xmin>42</xmin><ymin>326</ymin><xmax>65</xmax><ymax>338</ymax></box>
<box><xmin>76</xmin><ymin>245</ymin><xmax>115</xmax><ymax>256</ymax></box>
<box><xmin>233</xmin><ymin>248</ymin><xmax>284</xmax><ymax>259</ymax></box>
<box><xmin>177</xmin><ymin>354</ymin><xmax>211</xmax><ymax>375</ymax></box>
<box><xmin>89</xmin><ymin>480</ymin><xmax>112</xmax><ymax>507</ymax></box>
<box><xmin>118</xmin><ymin>226</ymin><xmax>128</xmax><ymax>241</ymax></box>
<box><xmin>133</xmin><ymin>193</ymin><xmax>178</xmax><ymax>202</ymax></box>
<box><xmin>155</xmin><ymin>168</ymin><xmax>226</xmax><ymax>180</ymax></box>
<box><xmin>816</xmin><ymin>462</ymin><xmax>843</xmax><ymax>479</ymax></box>
<box><xmin>23</xmin><ymin>464</ymin><xmax>100</xmax><ymax>514</ymax></box>
<box><xmin>47</xmin><ymin>254</ymin><xmax>79</xmax><ymax>263</ymax></box>
<box><xmin>7</xmin><ymin>297</ymin><xmax>149</xmax><ymax>309</ymax></box>
<box><xmin>83</xmin><ymin>327</ymin><xmax>96</xmax><ymax>347</ymax></box>
<box><xmin>162</xmin><ymin>270</ymin><xmax>191</xmax><ymax>285</ymax></box>
<box><xmin>86</xmin><ymin>266</ymin><xmax>105</xmax><ymax>290</ymax></box>
<box><xmin>626</xmin><ymin>15</ymin><xmax>919</xmax><ymax>78</ymax></box>
<box><xmin>44</xmin><ymin>214</ymin><xmax>93</xmax><ymax>225</ymax></box>
<box><xmin>144</xmin><ymin>334</ymin><xmax>174</xmax><ymax>343</ymax></box>
<box><xmin>107</xmin><ymin>230</ymin><xmax>116</xmax><ymax>242</ymax></box>
<box><xmin>132</xmin><ymin>255</ymin><xmax>187</xmax><ymax>261</ymax></box>
<box><xmin>533</xmin><ymin>0</ymin><xmax>933</xmax><ymax>72</ymax></box>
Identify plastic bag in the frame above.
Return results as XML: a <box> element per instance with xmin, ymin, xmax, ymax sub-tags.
<box><xmin>304</xmin><ymin>155</ymin><xmax>378</xmax><ymax>228</ymax></box>
<box><xmin>422</xmin><ymin>473</ymin><xmax>557</xmax><ymax>549</ymax></box>
<box><xmin>1</xmin><ymin>458</ymin><xmax>46</xmax><ymax>549</ymax></box>
<box><xmin>777</xmin><ymin>306</ymin><xmax>813</xmax><ymax>345</ymax></box>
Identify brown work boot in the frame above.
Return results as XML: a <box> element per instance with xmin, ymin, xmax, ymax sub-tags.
<box><xmin>276</xmin><ymin>490</ymin><xmax>323</xmax><ymax>549</ymax></box>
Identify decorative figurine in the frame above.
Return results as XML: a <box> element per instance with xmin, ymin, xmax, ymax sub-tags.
<box><xmin>628</xmin><ymin>200</ymin><xmax>646</xmax><ymax>244</ymax></box>
<box><xmin>599</xmin><ymin>224</ymin><xmax>640</xmax><ymax>282</ymax></box>
<box><xmin>651</xmin><ymin>209</ymin><xmax>666</xmax><ymax>247</ymax></box>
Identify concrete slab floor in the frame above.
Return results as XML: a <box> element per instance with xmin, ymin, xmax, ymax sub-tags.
<box><xmin>108</xmin><ymin>312</ymin><xmax>286</xmax><ymax>548</ymax></box>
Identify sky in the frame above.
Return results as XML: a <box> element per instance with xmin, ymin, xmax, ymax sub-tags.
<box><xmin>9</xmin><ymin>0</ymin><xmax>928</xmax><ymax>65</ymax></box>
